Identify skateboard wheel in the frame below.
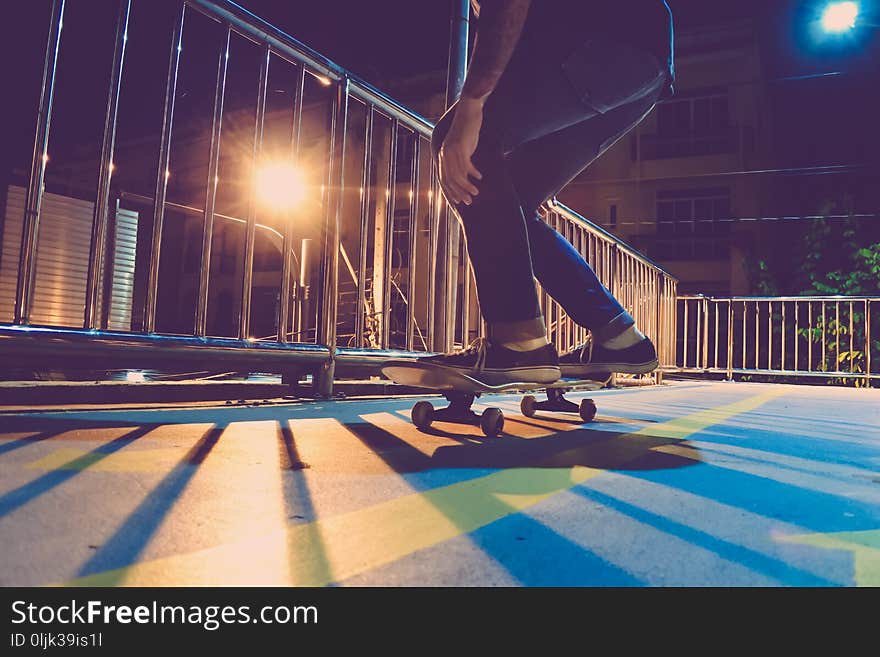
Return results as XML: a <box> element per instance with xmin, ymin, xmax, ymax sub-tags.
<box><xmin>412</xmin><ymin>401</ymin><xmax>435</xmax><ymax>429</ymax></box>
<box><xmin>579</xmin><ymin>399</ymin><xmax>597</xmax><ymax>423</ymax></box>
<box><xmin>520</xmin><ymin>395</ymin><xmax>538</xmax><ymax>418</ymax></box>
<box><xmin>480</xmin><ymin>407</ymin><xmax>504</xmax><ymax>437</ymax></box>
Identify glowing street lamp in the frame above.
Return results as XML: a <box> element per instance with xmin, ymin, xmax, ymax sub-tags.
<box><xmin>255</xmin><ymin>161</ymin><xmax>306</xmax><ymax>211</ymax></box>
<box><xmin>821</xmin><ymin>1</ymin><xmax>860</xmax><ymax>33</ymax></box>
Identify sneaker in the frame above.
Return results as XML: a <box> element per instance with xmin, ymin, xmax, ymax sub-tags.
<box><xmin>417</xmin><ymin>337</ymin><xmax>561</xmax><ymax>386</ymax></box>
<box><xmin>560</xmin><ymin>334</ymin><xmax>658</xmax><ymax>376</ymax></box>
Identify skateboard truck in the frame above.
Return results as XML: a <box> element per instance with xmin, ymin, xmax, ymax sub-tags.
<box><xmin>411</xmin><ymin>391</ymin><xmax>504</xmax><ymax>438</ymax></box>
<box><xmin>520</xmin><ymin>387</ymin><xmax>597</xmax><ymax>422</ymax></box>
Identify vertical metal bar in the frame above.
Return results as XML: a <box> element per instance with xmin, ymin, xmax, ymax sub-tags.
<box><xmin>278</xmin><ymin>65</ymin><xmax>306</xmax><ymax>343</ymax></box>
<box><xmin>445</xmin><ymin>0</ymin><xmax>470</xmax><ymax>108</ymax></box>
<box><xmin>755</xmin><ymin>301</ymin><xmax>759</xmax><ymax>370</ymax></box>
<box><xmin>315</xmin><ymin>77</ymin><xmax>350</xmax><ymax>394</ymax></box>
<box><xmin>427</xmin><ymin>168</ymin><xmax>439</xmax><ymax>351</ymax></box>
<box><xmin>741</xmin><ymin>300</ymin><xmax>746</xmax><ymax>369</ymax></box>
<box><xmin>714</xmin><ymin>298</ymin><xmax>720</xmax><ymax>368</ymax></box>
<box><xmin>835</xmin><ymin>301</ymin><xmax>840</xmax><ymax>373</ymax></box>
<box><xmin>84</xmin><ymin>0</ymin><xmax>130</xmax><ymax>330</ymax></box>
<box><xmin>382</xmin><ymin>119</ymin><xmax>399</xmax><ymax>348</ymax></box>
<box><xmin>682</xmin><ymin>298</ymin><xmax>689</xmax><ymax>368</ymax></box>
<box><xmin>767</xmin><ymin>300</ymin><xmax>772</xmax><ymax>370</ymax></box>
<box><xmin>194</xmin><ymin>26</ymin><xmax>230</xmax><ymax>337</ymax></box>
<box><xmin>354</xmin><ymin>106</ymin><xmax>374</xmax><ymax>348</ymax></box>
<box><xmin>865</xmin><ymin>300</ymin><xmax>872</xmax><ymax>382</ymax></box>
<box><xmin>15</xmin><ymin>0</ymin><xmax>66</xmax><ymax>326</ymax></box>
<box><xmin>726</xmin><ymin>300</ymin><xmax>734</xmax><ymax>379</ymax></box>
<box><xmin>406</xmin><ymin>136</ymin><xmax>419</xmax><ymax>351</ymax></box>
<box><xmin>794</xmin><ymin>301</ymin><xmax>799</xmax><ymax>372</ymax></box>
<box><xmin>808</xmin><ymin>301</ymin><xmax>813</xmax><ymax>371</ymax></box>
<box><xmin>144</xmin><ymin>3</ymin><xmax>185</xmax><ymax>333</ymax></box>
<box><xmin>462</xmin><ymin>242</ymin><xmax>471</xmax><ymax>346</ymax></box>
<box><xmin>444</xmin><ymin>205</ymin><xmax>457</xmax><ymax>351</ymax></box>
<box><xmin>238</xmin><ymin>44</ymin><xmax>270</xmax><ymax>340</ymax></box>
<box><xmin>781</xmin><ymin>300</ymin><xmax>786</xmax><ymax>371</ymax></box>
<box><xmin>849</xmin><ymin>301</ymin><xmax>854</xmax><ymax>374</ymax></box>
<box><xmin>822</xmin><ymin>302</ymin><xmax>827</xmax><ymax>372</ymax></box>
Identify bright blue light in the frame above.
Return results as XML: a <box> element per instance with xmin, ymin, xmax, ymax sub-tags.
<box><xmin>821</xmin><ymin>2</ymin><xmax>860</xmax><ymax>33</ymax></box>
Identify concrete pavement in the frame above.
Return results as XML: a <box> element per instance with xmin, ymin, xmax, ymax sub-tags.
<box><xmin>1</xmin><ymin>380</ymin><xmax>878</xmax><ymax>586</ymax></box>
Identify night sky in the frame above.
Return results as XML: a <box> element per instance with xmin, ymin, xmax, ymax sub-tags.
<box><xmin>2</xmin><ymin>0</ymin><xmax>878</xmax><ymax>177</ymax></box>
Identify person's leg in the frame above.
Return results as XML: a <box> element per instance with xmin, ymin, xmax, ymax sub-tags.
<box><xmin>499</xmin><ymin>90</ymin><xmax>664</xmax><ymax>374</ymax></box>
<box><xmin>422</xmin><ymin>28</ymin><xmax>666</xmax><ymax>382</ymax></box>
<box><xmin>509</xmin><ymin>89</ymin><xmax>661</xmax><ymax>342</ymax></box>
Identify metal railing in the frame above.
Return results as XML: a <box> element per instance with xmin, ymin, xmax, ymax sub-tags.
<box><xmin>676</xmin><ymin>295</ymin><xmax>879</xmax><ymax>382</ymax></box>
<box><xmin>1</xmin><ymin>0</ymin><xmax>679</xmax><ymax>394</ymax></box>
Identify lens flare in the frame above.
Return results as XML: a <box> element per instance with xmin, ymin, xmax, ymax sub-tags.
<box><xmin>821</xmin><ymin>2</ymin><xmax>859</xmax><ymax>33</ymax></box>
<box><xmin>255</xmin><ymin>161</ymin><xmax>306</xmax><ymax>211</ymax></box>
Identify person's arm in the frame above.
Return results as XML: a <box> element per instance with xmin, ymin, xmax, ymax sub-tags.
<box><xmin>461</xmin><ymin>0</ymin><xmax>531</xmax><ymax>101</ymax></box>
<box><xmin>438</xmin><ymin>0</ymin><xmax>531</xmax><ymax>206</ymax></box>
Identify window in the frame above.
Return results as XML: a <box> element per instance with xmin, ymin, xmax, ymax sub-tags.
<box><xmin>641</xmin><ymin>88</ymin><xmax>734</xmax><ymax>159</ymax></box>
<box><xmin>654</xmin><ymin>188</ymin><xmax>731</xmax><ymax>260</ymax></box>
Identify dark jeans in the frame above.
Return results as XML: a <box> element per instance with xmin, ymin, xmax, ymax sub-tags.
<box><xmin>431</xmin><ymin>27</ymin><xmax>667</xmax><ymax>343</ymax></box>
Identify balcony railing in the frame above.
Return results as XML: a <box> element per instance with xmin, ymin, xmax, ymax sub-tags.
<box><xmin>675</xmin><ymin>295</ymin><xmax>879</xmax><ymax>382</ymax></box>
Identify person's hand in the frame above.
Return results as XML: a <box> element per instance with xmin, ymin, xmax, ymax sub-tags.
<box><xmin>438</xmin><ymin>96</ymin><xmax>484</xmax><ymax>206</ymax></box>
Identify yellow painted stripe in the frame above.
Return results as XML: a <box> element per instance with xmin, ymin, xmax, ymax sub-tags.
<box><xmin>26</xmin><ymin>447</ymin><xmax>184</xmax><ymax>473</ymax></box>
<box><xmin>60</xmin><ymin>387</ymin><xmax>787</xmax><ymax>587</ymax></box>
<box><xmin>777</xmin><ymin>529</ymin><xmax>880</xmax><ymax>587</ymax></box>
<box><xmin>624</xmin><ymin>388</ymin><xmax>788</xmax><ymax>441</ymax></box>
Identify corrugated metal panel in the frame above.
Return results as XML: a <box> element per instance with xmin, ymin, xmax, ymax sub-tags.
<box><xmin>0</xmin><ymin>186</ymin><xmax>138</xmax><ymax>330</ymax></box>
<box><xmin>106</xmin><ymin>206</ymin><xmax>138</xmax><ymax>331</ymax></box>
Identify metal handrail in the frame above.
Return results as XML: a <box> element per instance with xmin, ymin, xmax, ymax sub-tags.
<box><xmin>675</xmin><ymin>295</ymin><xmax>878</xmax><ymax>381</ymax></box>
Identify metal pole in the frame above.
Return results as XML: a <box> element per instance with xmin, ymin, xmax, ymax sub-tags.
<box><xmin>144</xmin><ymin>3</ymin><xmax>185</xmax><ymax>333</ymax></box>
<box><xmin>15</xmin><ymin>0</ymin><xmax>66</xmax><ymax>326</ymax></box>
<box><xmin>849</xmin><ymin>301</ymin><xmax>854</xmax><ymax>374</ymax></box>
<box><xmin>238</xmin><ymin>44</ymin><xmax>270</xmax><ymax>340</ymax></box>
<box><xmin>682</xmin><ymin>298</ymin><xmax>689</xmax><ymax>368</ymax></box>
<box><xmin>445</xmin><ymin>0</ymin><xmax>470</xmax><ymax>109</ymax></box>
<box><xmin>434</xmin><ymin>0</ymin><xmax>470</xmax><ymax>351</ymax></box>
<box><xmin>355</xmin><ymin>107</ymin><xmax>374</xmax><ymax>348</ymax></box>
<box><xmin>194</xmin><ymin>26</ymin><xmax>231</xmax><ymax>337</ymax></box>
<box><xmin>406</xmin><ymin>137</ymin><xmax>420</xmax><ymax>351</ymax></box>
<box><xmin>278</xmin><ymin>65</ymin><xmax>306</xmax><ymax>343</ymax></box>
<box><xmin>427</xmin><ymin>166</ymin><xmax>438</xmax><ymax>351</ymax></box>
<box><xmin>866</xmin><ymin>300</ymin><xmax>872</xmax><ymax>382</ymax></box>
<box><xmin>727</xmin><ymin>299</ymin><xmax>734</xmax><ymax>379</ymax></box>
<box><xmin>382</xmin><ymin>119</ymin><xmax>399</xmax><ymax>348</ymax></box>
<box><xmin>315</xmin><ymin>77</ymin><xmax>350</xmax><ymax>396</ymax></box>
<box><xmin>84</xmin><ymin>0</ymin><xmax>130</xmax><ymax>330</ymax></box>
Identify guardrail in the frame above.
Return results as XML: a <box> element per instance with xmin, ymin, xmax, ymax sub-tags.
<box><xmin>676</xmin><ymin>295</ymin><xmax>879</xmax><ymax>382</ymax></box>
<box><xmin>1</xmin><ymin>0</ymin><xmax>679</xmax><ymax>394</ymax></box>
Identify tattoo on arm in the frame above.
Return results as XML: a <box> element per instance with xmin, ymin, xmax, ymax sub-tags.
<box><xmin>461</xmin><ymin>0</ymin><xmax>531</xmax><ymax>101</ymax></box>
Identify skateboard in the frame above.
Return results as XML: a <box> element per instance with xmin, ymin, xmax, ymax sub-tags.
<box><xmin>381</xmin><ymin>361</ymin><xmax>610</xmax><ymax>438</ymax></box>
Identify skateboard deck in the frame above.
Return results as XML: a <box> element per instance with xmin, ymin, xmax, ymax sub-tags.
<box><xmin>381</xmin><ymin>361</ymin><xmax>610</xmax><ymax>437</ymax></box>
<box><xmin>381</xmin><ymin>361</ymin><xmax>608</xmax><ymax>393</ymax></box>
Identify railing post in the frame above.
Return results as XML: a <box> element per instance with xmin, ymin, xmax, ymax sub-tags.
<box><xmin>278</xmin><ymin>66</ymin><xmax>306</xmax><ymax>343</ymax></box>
<box><xmin>866</xmin><ymin>299</ymin><xmax>872</xmax><ymax>384</ymax></box>
<box><xmin>727</xmin><ymin>299</ymin><xmax>734</xmax><ymax>379</ymax></box>
<box><xmin>194</xmin><ymin>26</ymin><xmax>231</xmax><ymax>338</ymax></box>
<box><xmin>382</xmin><ymin>119</ymin><xmax>399</xmax><ymax>348</ymax></box>
<box><xmin>15</xmin><ymin>0</ymin><xmax>66</xmax><ymax>327</ymax></box>
<box><xmin>84</xmin><ymin>0</ymin><xmax>130</xmax><ymax>330</ymax></box>
<box><xmin>238</xmin><ymin>44</ymin><xmax>270</xmax><ymax>340</ymax></box>
<box><xmin>144</xmin><ymin>3</ymin><xmax>185</xmax><ymax>333</ymax></box>
<box><xmin>406</xmin><ymin>137</ymin><xmax>420</xmax><ymax>351</ymax></box>
<box><xmin>315</xmin><ymin>76</ymin><xmax>350</xmax><ymax>396</ymax></box>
